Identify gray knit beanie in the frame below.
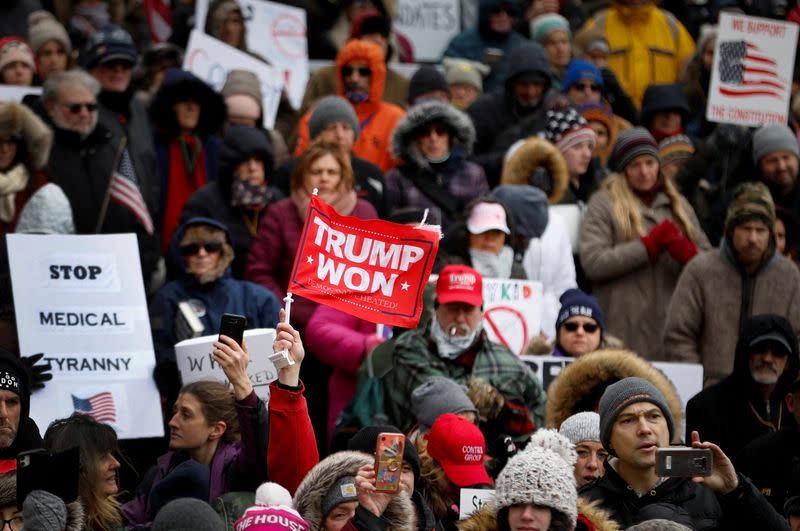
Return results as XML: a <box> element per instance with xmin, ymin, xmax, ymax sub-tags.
<box><xmin>411</xmin><ymin>376</ymin><xmax>479</xmax><ymax>430</ymax></box>
<box><xmin>752</xmin><ymin>123</ymin><xmax>800</xmax><ymax>165</ymax></box>
<box><xmin>320</xmin><ymin>476</ymin><xmax>358</xmax><ymax>518</ymax></box>
<box><xmin>309</xmin><ymin>96</ymin><xmax>360</xmax><ymax>140</ymax></box>
<box><xmin>493</xmin><ymin>430</ymin><xmax>577</xmax><ymax>528</ymax></box>
<box><xmin>610</xmin><ymin>127</ymin><xmax>660</xmax><ymax>172</ymax></box>
<box><xmin>15</xmin><ymin>183</ymin><xmax>75</xmax><ymax>234</ymax></box>
<box><xmin>221</xmin><ymin>69</ymin><xmax>262</xmax><ymax>102</ymax></box>
<box><xmin>152</xmin><ymin>498</ymin><xmax>225</xmax><ymax>531</ymax></box>
<box><xmin>626</xmin><ymin>519</ymin><xmax>693</xmax><ymax>530</ymax></box>
<box><xmin>559</xmin><ymin>411</ymin><xmax>600</xmax><ymax>445</ymax></box>
<box><xmin>598</xmin><ymin>377</ymin><xmax>675</xmax><ymax>453</ymax></box>
<box><xmin>22</xmin><ymin>489</ymin><xmax>68</xmax><ymax>531</ymax></box>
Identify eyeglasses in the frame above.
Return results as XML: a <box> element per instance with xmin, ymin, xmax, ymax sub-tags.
<box><xmin>417</xmin><ymin>125</ymin><xmax>449</xmax><ymax>138</ymax></box>
<box><xmin>573</xmin><ymin>82</ymin><xmax>601</xmax><ymax>93</ymax></box>
<box><xmin>0</xmin><ymin>517</ymin><xmax>23</xmax><ymax>531</ymax></box>
<box><xmin>563</xmin><ymin>322</ymin><xmax>599</xmax><ymax>333</ymax></box>
<box><xmin>62</xmin><ymin>102</ymin><xmax>98</xmax><ymax>114</ymax></box>
<box><xmin>341</xmin><ymin>66</ymin><xmax>371</xmax><ymax>78</ymax></box>
<box><xmin>179</xmin><ymin>241</ymin><xmax>223</xmax><ymax>256</ymax></box>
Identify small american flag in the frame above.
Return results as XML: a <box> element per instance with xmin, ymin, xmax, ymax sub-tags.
<box><xmin>72</xmin><ymin>392</ymin><xmax>116</xmax><ymax>423</ymax></box>
<box><xmin>110</xmin><ymin>171</ymin><xmax>154</xmax><ymax>235</ymax></box>
<box><xmin>144</xmin><ymin>0</ymin><xmax>172</xmax><ymax>43</ymax></box>
<box><xmin>718</xmin><ymin>40</ymin><xmax>785</xmax><ymax>99</ymax></box>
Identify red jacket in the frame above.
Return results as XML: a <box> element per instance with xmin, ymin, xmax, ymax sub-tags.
<box><xmin>267</xmin><ymin>381</ymin><xmax>319</xmax><ymax>494</ymax></box>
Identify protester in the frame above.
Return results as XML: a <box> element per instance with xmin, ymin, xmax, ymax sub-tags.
<box><xmin>410</xmin><ymin>377</ymin><xmax>479</xmax><ymax>437</ymax></box>
<box><xmin>558</xmin><ymin>411</ymin><xmax>607</xmax><ymax>487</ymax></box>
<box><xmin>0</xmin><ymin>37</ymin><xmax>35</xmax><ymax>87</ymax></box>
<box><xmin>640</xmin><ymin>84</ymin><xmax>691</xmax><ymax>142</ymax></box>
<box><xmin>498</xmin><ymin>136</ymin><xmax>569</xmax><ymax>203</ymax></box>
<box><xmin>442</xmin><ymin>58</ymin><xmax>489</xmax><ymax>110</ymax></box>
<box><xmin>0</xmin><ymin>349</ymin><xmax>45</xmax><ymax>462</ymax></box>
<box><xmin>658</xmin><ymin>134</ymin><xmax>695</xmax><ymax>181</ymax></box>
<box><xmin>680</xmin><ymin>25</ymin><xmax>717</xmax><ymax>139</ymax></box>
<box><xmin>542</xmin><ymin>108</ymin><xmax>601</xmax><ymax>204</ymax></box>
<box><xmin>27</xmin><ymin>11</ymin><xmax>72</xmax><ymax>83</ymax></box>
<box><xmin>406</xmin><ymin>65</ymin><xmax>450</xmax><ymax>106</ymax></box>
<box><xmin>152</xmin><ymin>498</ymin><xmax>225</xmax><ymax>531</ymax></box>
<box><xmin>751</xmin><ymin>124</ymin><xmax>800</xmax><ymax>221</ymax></box>
<box><xmin>550</xmin><ymin>288</ymin><xmax>605</xmax><ymax>358</ymax></box>
<box><xmin>22</xmin><ymin>488</ymin><xmax>85</xmax><ymax>531</ymax></box>
<box><xmin>132</xmin><ymin>43</ymin><xmax>182</xmax><ymax>109</ymax></box>
<box><xmin>385</xmin><ymin>100</ymin><xmax>488</xmax><ymax>229</ymax></box>
<box><xmin>530</xmin><ymin>14</ymin><xmax>571</xmax><ymax>84</ymax></box>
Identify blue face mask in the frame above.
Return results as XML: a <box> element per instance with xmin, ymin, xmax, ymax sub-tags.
<box><xmin>345</xmin><ymin>90</ymin><xmax>369</xmax><ymax>104</ymax></box>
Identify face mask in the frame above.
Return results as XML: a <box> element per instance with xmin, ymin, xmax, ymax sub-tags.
<box><xmin>345</xmin><ymin>90</ymin><xmax>369</xmax><ymax>104</ymax></box>
<box><xmin>231</xmin><ymin>176</ymin><xmax>268</xmax><ymax>209</ymax></box>
<box><xmin>430</xmin><ymin>314</ymin><xmax>481</xmax><ymax>360</ymax></box>
<box><xmin>469</xmin><ymin>246</ymin><xmax>514</xmax><ymax>279</ymax></box>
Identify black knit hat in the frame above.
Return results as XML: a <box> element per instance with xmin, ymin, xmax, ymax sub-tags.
<box><xmin>407</xmin><ymin>65</ymin><xmax>451</xmax><ymax>105</ymax></box>
<box><xmin>640</xmin><ymin>84</ymin><xmax>690</xmax><ymax>129</ymax></box>
<box><xmin>347</xmin><ymin>425</ymin><xmax>421</xmax><ymax>485</ymax></box>
<box><xmin>610</xmin><ymin>127</ymin><xmax>660</xmax><ymax>172</ymax></box>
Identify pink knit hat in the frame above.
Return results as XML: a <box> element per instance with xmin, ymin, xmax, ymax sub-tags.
<box><xmin>234</xmin><ymin>506</ymin><xmax>310</xmax><ymax>531</ymax></box>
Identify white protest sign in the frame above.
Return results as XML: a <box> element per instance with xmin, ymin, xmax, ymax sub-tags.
<box><xmin>459</xmin><ymin>488</ymin><xmax>495</xmax><ymax>519</ymax></box>
<box><xmin>195</xmin><ymin>0</ymin><xmax>210</xmax><ymax>33</ymax></box>
<box><xmin>0</xmin><ymin>85</ymin><xmax>41</xmax><ymax>103</ymax></box>
<box><xmin>483</xmin><ymin>278</ymin><xmax>543</xmax><ymax>356</ymax></box>
<box><xmin>183</xmin><ymin>30</ymin><xmax>284</xmax><ymax>129</ymax></box>
<box><xmin>394</xmin><ymin>0</ymin><xmax>460</xmax><ymax>61</ymax></box>
<box><xmin>175</xmin><ymin>328</ymin><xmax>277</xmax><ymax>400</ymax></box>
<box><xmin>707</xmin><ymin>13</ymin><xmax>798</xmax><ymax>126</ymax></box>
<box><xmin>7</xmin><ymin>234</ymin><xmax>163</xmax><ymax>439</ymax></box>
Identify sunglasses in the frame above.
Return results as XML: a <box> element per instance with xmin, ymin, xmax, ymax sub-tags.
<box><xmin>63</xmin><ymin>102</ymin><xmax>98</xmax><ymax>114</ymax></box>
<box><xmin>180</xmin><ymin>241</ymin><xmax>223</xmax><ymax>256</ymax></box>
<box><xmin>417</xmin><ymin>124</ymin><xmax>449</xmax><ymax>138</ymax></box>
<box><xmin>563</xmin><ymin>322</ymin><xmax>599</xmax><ymax>333</ymax></box>
<box><xmin>341</xmin><ymin>66</ymin><xmax>372</xmax><ymax>77</ymax></box>
<box><xmin>573</xmin><ymin>82</ymin><xmax>601</xmax><ymax>93</ymax></box>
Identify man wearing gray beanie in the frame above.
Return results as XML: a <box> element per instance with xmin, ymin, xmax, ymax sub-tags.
<box><xmin>579</xmin><ymin>376</ymin><xmax>790</xmax><ymax>529</ymax></box>
<box><xmin>752</xmin><ymin>123</ymin><xmax>800</xmax><ymax>217</ymax></box>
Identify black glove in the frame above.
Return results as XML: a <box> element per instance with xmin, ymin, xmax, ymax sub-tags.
<box><xmin>20</xmin><ymin>353</ymin><xmax>53</xmax><ymax>391</ymax></box>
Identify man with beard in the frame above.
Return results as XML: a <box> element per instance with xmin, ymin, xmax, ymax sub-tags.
<box><xmin>752</xmin><ymin>124</ymin><xmax>800</xmax><ymax>224</ymax></box>
<box><xmin>383</xmin><ymin>264</ymin><xmax>546</xmax><ymax>436</ymax></box>
<box><xmin>664</xmin><ymin>182</ymin><xmax>800</xmax><ymax>387</ymax></box>
<box><xmin>685</xmin><ymin>314</ymin><xmax>799</xmax><ymax>459</ymax></box>
<box><xmin>0</xmin><ymin>349</ymin><xmax>44</xmax><ymax>466</ymax></box>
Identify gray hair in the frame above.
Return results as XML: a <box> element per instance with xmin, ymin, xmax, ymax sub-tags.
<box><xmin>42</xmin><ymin>69</ymin><xmax>100</xmax><ymax>106</ymax></box>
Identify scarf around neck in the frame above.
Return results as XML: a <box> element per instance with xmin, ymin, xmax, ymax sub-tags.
<box><xmin>0</xmin><ymin>163</ymin><xmax>29</xmax><ymax>224</ymax></box>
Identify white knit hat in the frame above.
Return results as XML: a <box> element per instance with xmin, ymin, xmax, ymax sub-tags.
<box><xmin>558</xmin><ymin>411</ymin><xmax>600</xmax><ymax>445</ymax></box>
<box><xmin>493</xmin><ymin>429</ymin><xmax>578</xmax><ymax>527</ymax></box>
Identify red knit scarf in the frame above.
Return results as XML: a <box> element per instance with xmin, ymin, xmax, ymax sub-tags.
<box><xmin>162</xmin><ymin>135</ymin><xmax>207</xmax><ymax>252</ymax></box>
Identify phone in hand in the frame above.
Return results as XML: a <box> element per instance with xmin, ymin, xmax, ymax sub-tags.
<box><xmin>374</xmin><ymin>432</ymin><xmax>405</xmax><ymax>493</ymax></box>
<box><xmin>219</xmin><ymin>313</ymin><xmax>247</xmax><ymax>346</ymax></box>
<box><xmin>17</xmin><ymin>447</ymin><xmax>81</xmax><ymax>506</ymax></box>
<box><xmin>656</xmin><ymin>447</ymin><xmax>713</xmax><ymax>477</ymax></box>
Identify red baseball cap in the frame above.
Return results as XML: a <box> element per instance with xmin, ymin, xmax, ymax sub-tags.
<box><xmin>426</xmin><ymin>413</ymin><xmax>492</xmax><ymax>487</ymax></box>
<box><xmin>436</xmin><ymin>265</ymin><xmax>483</xmax><ymax>307</ymax></box>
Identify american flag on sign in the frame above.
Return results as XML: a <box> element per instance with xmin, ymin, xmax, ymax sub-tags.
<box><xmin>718</xmin><ymin>40</ymin><xmax>785</xmax><ymax>99</ymax></box>
<box><xmin>110</xmin><ymin>166</ymin><xmax>154</xmax><ymax>236</ymax></box>
<box><xmin>143</xmin><ymin>0</ymin><xmax>172</xmax><ymax>43</ymax></box>
<box><xmin>72</xmin><ymin>392</ymin><xmax>116</xmax><ymax>423</ymax></box>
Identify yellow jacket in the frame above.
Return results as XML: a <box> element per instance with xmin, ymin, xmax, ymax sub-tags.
<box><xmin>585</xmin><ymin>3</ymin><xmax>695</xmax><ymax>108</ymax></box>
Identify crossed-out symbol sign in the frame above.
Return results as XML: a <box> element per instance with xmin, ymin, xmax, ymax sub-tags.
<box><xmin>483</xmin><ymin>305</ymin><xmax>528</xmax><ymax>356</ymax></box>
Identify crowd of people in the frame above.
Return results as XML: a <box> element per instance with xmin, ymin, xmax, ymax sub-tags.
<box><xmin>0</xmin><ymin>0</ymin><xmax>799</xmax><ymax>529</ymax></box>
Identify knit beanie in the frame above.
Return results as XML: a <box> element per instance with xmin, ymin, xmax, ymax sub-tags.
<box><xmin>411</xmin><ymin>376</ymin><xmax>479</xmax><ymax>430</ymax></box>
<box><xmin>556</xmin><ymin>288</ymin><xmax>605</xmax><ymax>332</ymax></box>
<box><xmin>598</xmin><ymin>377</ymin><xmax>675</xmax><ymax>453</ymax></box>
<box><xmin>15</xmin><ymin>183</ymin><xmax>75</xmax><ymax>234</ymax></box>
<box><xmin>558</xmin><ymin>411</ymin><xmax>600</xmax><ymax>444</ymax></box>
<box><xmin>724</xmin><ymin>181</ymin><xmax>776</xmax><ymax>233</ymax></box>
<box><xmin>320</xmin><ymin>476</ymin><xmax>358</xmax><ymax>518</ymax></box>
<box><xmin>562</xmin><ymin>60</ymin><xmax>604</xmax><ymax>93</ymax></box>
<box><xmin>0</xmin><ymin>37</ymin><xmax>35</xmax><ymax>73</ymax></box>
<box><xmin>578</xmin><ymin>101</ymin><xmax>612</xmax><ymax>136</ymax></box>
<box><xmin>408</xmin><ymin>65</ymin><xmax>451</xmax><ymax>105</ymax></box>
<box><xmin>493</xmin><ymin>430</ymin><xmax>577</xmax><ymax>528</ymax></box>
<box><xmin>626</xmin><ymin>519</ymin><xmax>693</xmax><ymax>531</ymax></box>
<box><xmin>153</xmin><ymin>498</ymin><xmax>225</xmax><ymax>531</ymax></box>
<box><xmin>658</xmin><ymin>134</ymin><xmax>695</xmax><ymax>166</ymax></box>
<box><xmin>544</xmin><ymin>108</ymin><xmax>597</xmax><ymax>153</ymax></box>
<box><xmin>309</xmin><ymin>95</ymin><xmax>360</xmax><ymax>140</ymax></box>
<box><xmin>530</xmin><ymin>14</ymin><xmax>570</xmax><ymax>44</ymax></box>
<box><xmin>235</xmin><ymin>483</ymin><xmax>309</xmax><ymax>531</ymax></box>
<box><xmin>148</xmin><ymin>459</ymin><xmax>211</xmax><ymax>517</ymax></box>
<box><xmin>22</xmin><ymin>489</ymin><xmax>68</xmax><ymax>531</ymax></box>
<box><xmin>222</xmin><ymin>69</ymin><xmax>263</xmax><ymax>103</ymax></box>
<box><xmin>27</xmin><ymin>11</ymin><xmax>71</xmax><ymax>55</ymax></box>
<box><xmin>346</xmin><ymin>425</ymin><xmax>421</xmax><ymax>485</ymax></box>
<box><xmin>610</xmin><ymin>127</ymin><xmax>660</xmax><ymax>172</ymax></box>
<box><xmin>443</xmin><ymin>58</ymin><xmax>489</xmax><ymax>92</ymax></box>
<box><xmin>752</xmin><ymin>123</ymin><xmax>800</xmax><ymax>165</ymax></box>
<box><xmin>255</xmin><ymin>482</ymin><xmax>294</xmax><ymax>507</ymax></box>
<box><xmin>490</xmin><ymin>185</ymin><xmax>549</xmax><ymax>239</ymax></box>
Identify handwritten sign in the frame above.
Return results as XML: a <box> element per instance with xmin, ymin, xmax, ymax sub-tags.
<box><xmin>459</xmin><ymin>488</ymin><xmax>495</xmax><ymax>519</ymax></box>
<box><xmin>393</xmin><ymin>0</ymin><xmax>460</xmax><ymax>61</ymax></box>
<box><xmin>482</xmin><ymin>279</ymin><xmax>543</xmax><ymax>356</ymax></box>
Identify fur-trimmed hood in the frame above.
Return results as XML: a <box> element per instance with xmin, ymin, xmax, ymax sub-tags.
<box><xmin>544</xmin><ymin>349</ymin><xmax>683</xmax><ymax>444</ymax></box>
<box><xmin>390</xmin><ymin>101</ymin><xmax>475</xmax><ymax>166</ymax></box>
<box><xmin>500</xmin><ymin>137</ymin><xmax>569</xmax><ymax>204</ymax></box>
<box><xmin>293</xmin><ymin>451</ymin><xmax>416</xmax><ymax>531</ymax></box>
<box><xmin>0</xmin><ymin>101</ymin><xmax>52</xmax><ymax>169</ymax></box>
<box><xmin>456</xmin><ymin>498</ymin><xmax>620</xmax><ymax>531</ymax></box>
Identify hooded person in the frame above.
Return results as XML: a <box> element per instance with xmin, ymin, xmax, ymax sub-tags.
<box><xmin>293</xmin><ymin>450</ymin><xmax>416</xmax><ymax>531</ymax></box>
<box><xmin>0</xmin><ymin>349</ymin><xmax>45</xmax><ymax>463</ymax></box>
<box><xmin>149</xmin><ymin>69</ymin><xmax>227</xmax><ymax>254</ymax></box>
<box><xmin>294</xmin><ymin>40</ymin><xmax>406</xmax><ymax>173</ymax></box>
<box><xmin>639</xmin><ymin>84</ymin><xmax>691</xmax><ymax>143</ymax></box>
<box><xmin>468</xmin><ymin>42</ymin><xmax>557</xmax><ymax>187</ymax></box>
<box><xmin>686</xmin><ymin>314</ymin><xmax>800</xmax><ymax>458</ymax></box>
<box><xmin>385</xmin><ymin>100</ymin><xmax>489</xmax><ymax>230</ymax></box>
<box><xmin>181</xmin><ymin>125</ymin><xmax>282</xmax><ymax>280</ymax></box>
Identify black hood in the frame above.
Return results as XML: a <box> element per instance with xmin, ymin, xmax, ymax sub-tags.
<box><xmin>731</xmin><ymin>314</ymin><xmax>799</xmax><ymax>399</ymax></box>
<box><xmin>216</xmin><ymin>125</ymin><xmax>274</xmax><ymax>201</ymax></box>
<box><xmin>0</xmin><ymin>350</ymin><xmax>42</xmax><ymax>460</ymax></box>
<box><xmin>504</xmin><ymin>42</ymin><xmax>552</xmax><ymax>94</ymax></box>
<box><xmin>478</xmin><ymin>0</ymin><xmax>519</xmax><ymax>40</ymax></box>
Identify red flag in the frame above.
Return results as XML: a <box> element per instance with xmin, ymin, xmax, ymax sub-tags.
<box><xmin>144</xmin><ymin>0</ymin><xmax>172</xmax><ymax>43</ymax></box>
<box><xmin>288</xmin><ymin>195</ymin><xmax>439</xmax><ymax>328</ymax></box>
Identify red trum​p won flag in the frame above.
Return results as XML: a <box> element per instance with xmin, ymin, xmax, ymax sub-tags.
<box><xmin>288</xmin><ymin>195</ymin><xmax>439</xmax><ymax>328</ymax></box>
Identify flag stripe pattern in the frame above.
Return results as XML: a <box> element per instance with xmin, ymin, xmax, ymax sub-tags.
<box><xmin>72</xmin><ymin>392</ymin><xmax>116</xmax><ymax>423</ymax></box>
<box><xmin>110</xmin><ymin>172</ymin><xmax>154</xmax><ymax>235</ymax></box>
<box><xmin>718</xmin><ymin>40</ymin><xmax>785</xmax><ymax>99</ymax></box>
<box><xmin>144</xmin><ymin>0</ymin><xmax>172</xmax><ymax>43</ymax></box>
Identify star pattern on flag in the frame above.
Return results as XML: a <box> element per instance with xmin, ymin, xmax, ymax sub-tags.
<box><xmin>307</xmin><ymin>256</ymin><xmax>314</xmax><ymax>264</ymax></box>
<box><xmin>401</xmin><ymin>282</ymin><xmax>410</xmax><ymax>291</ymax></box>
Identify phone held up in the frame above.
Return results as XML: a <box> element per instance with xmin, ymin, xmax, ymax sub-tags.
<box><xmin>374</xmin><ymin>433</ymin><xmax>406</xmax><ymax>494</ymax></box>
<box><xmin>219</xmin><ymin>313</ymin><xmax>247</xmax><ymax>346</ymax></box>
<box><xmin>17</xmin><ymin>447</ymin><xmax>81</xmax><ymax>507</ymax></box>
<box><xmin>655</xmin><ymin>447</ymin><xmax>713</xmax><ymax>477</ymax></box>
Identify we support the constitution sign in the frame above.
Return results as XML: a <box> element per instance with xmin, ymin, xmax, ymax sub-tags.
<box><xmin>288</xmin><ymin>196</ymin><xmax>439</xmax><ymax>327</ymax></box>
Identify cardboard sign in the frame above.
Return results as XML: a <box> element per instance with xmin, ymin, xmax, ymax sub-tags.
<box><xmin>482</xmin><ymin>278</ymin><xmax>544</xmax><ymax>356</ymax></box>
<box><xmin>707</xmin><ymin>13</ymin><xmax>799</xmax><ymax>126</ymax></box>
<box><xmin>459</xmin><ymin>488</ymin><xmax>495</xmax><ymax>519</ymax></box>
<box><xmin>289</xmin><ymin>195</ymin><xmax>439</xmax><ymax>327</ymax></box>
<box><xmin>393</xmin><ymin>0</ymin><xmax>460</xmax><ymax>61</ymax></box>
<box><xmin>7</xmin><ymin>234</ymin><xmax>163</xmax><ymax>439</ymax></box>
<box><xmin>0</xmin><ymin>85</ymin><xmax>41</xmax><ymax>103</ymax></box>
<box><xmin>175</xmin><ymin>328</ymin><xmax>277</xmax><ymax>400</ymax></box>
<box><xmin>183</xmin><ymin>30</ymin><xmax>284</xmax><ymax>129</ymax></box>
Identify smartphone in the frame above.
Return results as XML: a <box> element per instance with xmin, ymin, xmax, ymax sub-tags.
<box><xmin>374</xmin><ymin>433</ymin><xmax>405</xmax><ymax>493</ymax></box>
<box><xmin>219</xmin><ymin>313</ymin><xmax>247</xmax><ymax>346</ymax></box>
<box><xmin>655</xmin><ymin>447</ymin><xmax>713</xmax><ymax>477</ymax></box>
<box><xmin>17</xmin><ymin>447</ymin><xmax>81</xmax><ymax>506</ymax></box>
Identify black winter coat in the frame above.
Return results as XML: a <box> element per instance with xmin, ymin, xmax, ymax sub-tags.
<box><xmin>736</xmin><ymin>429</ymin><xmax>800</xmax><ymax>516</ymax></box>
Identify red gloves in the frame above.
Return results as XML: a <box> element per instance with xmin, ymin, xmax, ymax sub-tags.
<box><xmin>640</xmin><ymin>219</ymin><xmax>697</xmax><ymax>265</ymax></box>
<box><xmin>664</xmin><ymin>231</ymin><xmax>698</xmax><ymax>265</ymax></box>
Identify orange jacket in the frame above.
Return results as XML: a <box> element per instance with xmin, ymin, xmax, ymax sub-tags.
<box><xmin>295</xmin><ymin>40</ymin><xmax>405</xmax><ymax>172</ymax></box>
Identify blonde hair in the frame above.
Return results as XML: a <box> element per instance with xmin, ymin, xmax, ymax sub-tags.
<box><xmin>602</xmin><ymin>172</ymin><xmax>699</xmax><ymax>243</ymax></box>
